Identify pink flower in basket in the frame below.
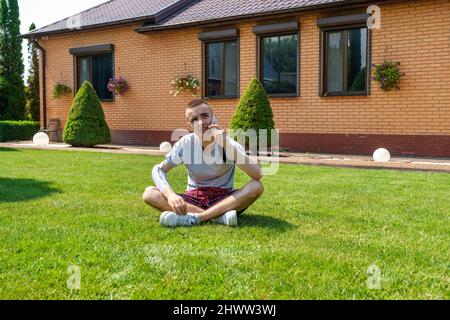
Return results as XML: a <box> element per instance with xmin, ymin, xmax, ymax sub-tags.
<box><xmin>107</xmin><ymin>76</ymin><xmax>129</xmax><ymax>96</ymax></box>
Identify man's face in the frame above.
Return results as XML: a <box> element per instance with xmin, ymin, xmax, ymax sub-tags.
<box><xmin>186</xmin><ymin>104</ymin><xmax>213</xmax><ymax>136</ymax></box>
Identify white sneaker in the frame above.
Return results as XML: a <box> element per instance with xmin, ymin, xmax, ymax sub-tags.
<box><xmin>211</xmin><ymin>210</ymin><xmax>238</xmax><ymax>227</ymax></box>
<box><xmin>159</xmin><ymin>211</ymin><xmax>200</xmax><ymax>228</ymax></box>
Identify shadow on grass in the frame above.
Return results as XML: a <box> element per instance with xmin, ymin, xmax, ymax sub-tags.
<box><xmin>0</xmin><ymin>177</ymin><xmax>60</xmax><ymax>202</ymax></box>
<box><xmin>238</xmin><ymin>214</ymin><xmax>296</xmax><ymax>231</ymax></box>
<box><xmin>0</xmin><ymin>147</ymin><xmax>19</xmax><ymax>152</ymax></box>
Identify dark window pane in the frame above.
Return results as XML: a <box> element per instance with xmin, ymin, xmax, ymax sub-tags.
<box><xmin>224</xmin><ymin>42</ymin><xmax>237</xmax><ymax>96</ymax></box>
<box><xmin>347</xmin><ymin>28</ymin><xmax>367</xmax><ymax>92</ymax></box>
<box><xmin>278</xmin><ymin>35</ymin><xmax>297</xmax><ymax>93</ymax></box>
<box><xmin>262</xmin><ymin>36</ymin><xmax>279</xmax><ymax>94</ymax></box>
<box><xmin>206</xmin><ymin>41</ymin><xmax>238</xmax><ymax>97</ymax></box>
<box><xmin>262</xmin><ymin>34</ymin><xmax>297</xmax><ymax>94</ymax></box>
<box><xmin>77</xmin><ymin>53</ymin><xmax>113</xmax><ymax>100</ymax></box>
<box><xmin>326</xmin><ymin>31</ymin><xmax>344</xmax><ymax>93</ymax></box>
<box><xmin>79</xmin><ymin>57</ymin><xmax>90</xmax><ymax>85</ymax></box>
<box><xmin>92</xmin><ymin>53</ymin><xmax>113</xmax><ymax>100</ymax></box>
<box><xmin>207</xmin><ymin>42</ymin><xmax>223</xmax><ymax>96</ymax></box>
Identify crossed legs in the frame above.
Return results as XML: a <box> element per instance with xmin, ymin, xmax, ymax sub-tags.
<box><xmin>143</xmin><ymin>180</ymin><xmax>264</xmax><ymax>223</ymax></box>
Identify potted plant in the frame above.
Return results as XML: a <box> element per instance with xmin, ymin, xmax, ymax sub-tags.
<box><xmin>373</xmin><ymin>61</ymin><xmax>405</xmax><ymax>91</ymax></box>
<box><xmin>107</xmin><ymin>76</ymin><xmax>129</xmax><ymax>96</ymax></box>
<box><xmin>170</xmin><ymin>74</ymin><xmax>199</xmax><ymax>97</ymax></box>
<box><xmin>52</xmin><ymin>83</ymin><xmax>72</xmax><ymax>99</ymax></box>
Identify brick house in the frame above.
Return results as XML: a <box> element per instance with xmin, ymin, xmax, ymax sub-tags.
<box><xmin>22</xmin><ymin>0</ymin><xmax>450</xmax><ymax>157</ymax></box>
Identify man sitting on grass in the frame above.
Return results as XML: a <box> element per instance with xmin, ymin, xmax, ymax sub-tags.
<box><xmin>143</xmin><ymin>99</ymin><xmax>264</xmax><ymax>227</ymax></box>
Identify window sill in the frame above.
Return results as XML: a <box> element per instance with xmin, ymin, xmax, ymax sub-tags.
<box><xmin>322</xmin><ymin>92</ymin><xmax>368</xmax><ymax>97</ymax></box>
<box><xmin>205</xmin><ymin>96</ymin><xmax>239</xmax><ymax>100</ymax></box>
<box><xmin>267</xmin><ymin>93</ymin><xmax>299</xmax><ymax>98</ymax></box>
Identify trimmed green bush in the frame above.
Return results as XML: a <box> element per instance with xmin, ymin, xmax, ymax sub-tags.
<box><xmin>0</xmin><ymin>121</ymin><xmax>40</xmax><ymax>142</ymax></box>
<box><xmin>63</xmin><ymin>81</ymin><xmax>111</xmax><ymax>147</ymax></box>
<box><xmin>230</xmin><ymin>79</ymin><xmax>275</xmax><ymax>149</ymax></box>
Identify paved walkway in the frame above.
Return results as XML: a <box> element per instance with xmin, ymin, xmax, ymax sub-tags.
<box><xmin>2</xmin><ymin>141</ymin><xmax>450</xmax><ymax>173</ymax></box>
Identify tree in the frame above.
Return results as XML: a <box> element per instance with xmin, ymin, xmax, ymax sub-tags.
<box><xmin>0</xmin><ymin>0</ymin><xmax>26</xmax><ymax>120</ymax></box>
<box><xmin>63</xmin><ymin>81</ymin><xmax>111</xmax><ymax>147</ymax></box>
<box><xmin>25</xmin><ymin>22</ymin><xmax>39</xmax><ymax>121</ymax></box>
<box><xmin>230</xmin><ymin>79</ymin><xmax>275</xmax><ymax>150</ymax></box>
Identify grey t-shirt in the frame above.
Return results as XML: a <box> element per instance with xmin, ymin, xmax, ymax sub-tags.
<box><xmin>165</xmin><ymin>133</ymin><xmax>245</xmax><ymax>191</ymax></box>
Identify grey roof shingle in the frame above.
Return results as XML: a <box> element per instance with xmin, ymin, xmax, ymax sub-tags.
<box><xmin>23</xmin><ymin>0</ymin><xmax>372</xmax><ymax>37</ymax></box>
<box><xmin>150</xmin><ymin>0</ymin><xmax>348</xmax><ymax>30</ymax></box>
<box><xmin>23</xmin><ymin>0</ymin><xmax>195</xmax><ymax>37</ymax></box>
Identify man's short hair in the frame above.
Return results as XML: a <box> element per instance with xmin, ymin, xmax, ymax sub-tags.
<box><xmin>187</xmin><ymin>99</ymin><xmax>210</xmax><ymax>109</ymax></box>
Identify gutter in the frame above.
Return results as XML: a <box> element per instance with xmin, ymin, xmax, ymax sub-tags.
<box><xmin>31</xmin><ymin>38</ymin><xmax>47</xmax><ymax>131</ymax></box>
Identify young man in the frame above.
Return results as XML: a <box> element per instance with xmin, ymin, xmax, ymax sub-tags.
<box><xmin>143</xmin><ymin>99</ymin><xmax>264</xmax><ymax>227</ymax></box>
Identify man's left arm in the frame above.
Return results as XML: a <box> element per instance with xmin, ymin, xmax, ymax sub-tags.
<box><xmin>225</xmin><ymin>136</ymin><xmax>263</xmax><ymax>181</ymax></box>
<box><xmin>209</xmin><ymin>124</ymin><xmax>263</xmax><ymax>181</ymax></box>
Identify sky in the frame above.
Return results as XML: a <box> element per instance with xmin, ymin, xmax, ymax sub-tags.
<box><xmin>20</xmin><ymin>0</ymin><xmax>109</xmax><ymax>82</ymax></box>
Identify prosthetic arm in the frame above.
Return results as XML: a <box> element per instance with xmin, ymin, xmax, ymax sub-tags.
<box><xmin>152</xmin><ymin>161</ymin><xmax>172</xmax><ymax>194</ymax></box>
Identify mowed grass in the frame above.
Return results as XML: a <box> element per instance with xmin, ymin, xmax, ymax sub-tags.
<box><xmin>0</xmin><ymin>147</ymin><xmax>448</xmax><ymax>300</ymax></box>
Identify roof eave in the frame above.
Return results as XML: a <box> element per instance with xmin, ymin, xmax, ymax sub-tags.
<box><xmin>21</xmin><ymin>0</ymin><xmax>200</xmax><ymax>39</ymax></box>
<box><xmin>21</xmin><ymin>16</ymin><xmax>157</xmax><ymax>39</ymax></box>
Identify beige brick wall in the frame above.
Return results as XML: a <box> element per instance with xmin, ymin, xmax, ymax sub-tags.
<box><xmin>38</xmin><ymin>0</ymin><xmax>450</xmax><ymax>138</ymax></box>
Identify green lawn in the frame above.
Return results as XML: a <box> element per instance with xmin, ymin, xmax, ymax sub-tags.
<box><xmin>0</xmin><ymin>147</ymin><xmax>448</xmax><ymax>300</ymax></box>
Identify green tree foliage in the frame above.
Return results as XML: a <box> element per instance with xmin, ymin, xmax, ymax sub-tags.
<box><xmin>25</xmin><ymin>23</ymin><xmax>40</xmax><ymax>121</ymax></box>
<box><xmin>0</xmin><ymin>0</ymin><xmax>26</xmax><ymax>120</ymax></box>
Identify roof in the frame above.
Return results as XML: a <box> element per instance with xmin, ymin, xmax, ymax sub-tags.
<box><xmin>23</xmin><ymin>0</ymin><xmax>382</xmax><ymax>38</ymax></box>
<box><xmin>140</xmin><ymin>0</ymin><xmax>351</xmax><ymax>31</ymax></box>
<box><xmin>23</xmin><ymin>0</ymin><xmax>197</xmax><ymax>38</ymax></box>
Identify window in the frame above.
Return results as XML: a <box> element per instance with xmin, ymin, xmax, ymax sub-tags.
<box><xmin>260</xmin><ymin>33</ymin><xmax>298</xmax><ymax>95</ymax></box>
<box><xmin>205</xmin><ymin>40</ymin><xmax>238</xmax><ymax>98</ymax></box>
<box><xmin>76</xmin><ymin>52</ymin><xmax>114</xmax><ymax>101</ymax></box>
<box><xmin>322</xmin><ymin>27</ymin><xmax>368</xmax><ymax>95</ymax></box>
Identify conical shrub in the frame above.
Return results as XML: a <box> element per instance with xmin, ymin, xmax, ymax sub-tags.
<box><xmin>63</xmin><ymin>81</ymin><xmax>111</xmax><ymax>147</ymax></box>
<box><xmin>230</xmin><ymin>78</ymin><xmax>275</xmax><ymax>149</ymax></box>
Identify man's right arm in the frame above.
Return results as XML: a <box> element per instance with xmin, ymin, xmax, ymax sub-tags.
<box><xmin>152</xmin><ymin>161</ymin><xmax>175</xmax><ymax>195</ymax></box>
<box><xmin>152</xmin><ymin>161</ymin><xmax>188</xmax><ymax>215</ymax></box>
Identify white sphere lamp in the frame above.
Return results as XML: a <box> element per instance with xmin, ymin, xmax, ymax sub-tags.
<box><xmin>373</xmin><ymin>148</ymin><xmax>391</xmax><ymax>163</ymax></box>
<box><xmin>159</xmin><ymin>142</ymin><xmax>172</xmax><ymax>153</ymax></box>
<box><xmin>33</xmin><ymin>132</ymin><xmax>50</xmax><ymax>146</ymax></box>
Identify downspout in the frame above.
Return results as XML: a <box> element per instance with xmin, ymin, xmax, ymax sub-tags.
<box><xmin>31</xmin><ymin>37</ymin><xmax>47</xmax><ymax>131</ymax></box>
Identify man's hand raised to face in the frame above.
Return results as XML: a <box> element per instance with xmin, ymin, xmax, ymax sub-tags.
<box><xmin>207</xmin><ymin>124</ymin><xmax>227</xmax><ymax>147</ymax></box>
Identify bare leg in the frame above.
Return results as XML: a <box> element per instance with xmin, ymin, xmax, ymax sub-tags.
<box><xmin>143</xmin><ymin>187</ymin><xmax>205</xmax><ymax>214</ymax></box>
<box><xmin>197</xmin><ymin>180</ymin><xmax>264</xmax><ymax>223</ymax></box>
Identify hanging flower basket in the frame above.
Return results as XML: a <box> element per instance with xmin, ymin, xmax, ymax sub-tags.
<box><xmin>372</xmin><ymin>61</ymin><xmax>404</xmax><ymax>91</ymax></box>
<box><xmin>52</xmin><ymin>83</ymin><xmax>72</xmax><ymax>99</ymax></box>
<box><xmin>107</xmin><ymin>76</ymin><xmax>129</xmax><ymax>96</ymax></box>
<box><xmin>170</xmin><ymin>74</ymin><xmax>199</xmax><ymax>97</ymax></box>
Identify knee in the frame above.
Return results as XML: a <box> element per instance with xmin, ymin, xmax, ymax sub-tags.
<box><xmin>248</xmin><ymin>180</ymin><xmax>264</xmax><ymax>199</ymax></box>
<box><xmin>143</xmin><ymin>186</ymin><xmax>160</xmax><ymax>205</ymax></box>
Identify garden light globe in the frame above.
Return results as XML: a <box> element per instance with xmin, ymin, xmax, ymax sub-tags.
<box><xmin>33</xmin><ymin>132</ymin><xmax>50</xmax><ymax>146</ymax></box>
<box><xmin>160</xmin><ymin>142</ymin><xmax>172</xmax><ymax>153</ymax></box>
<box><xmin>373</xmin><ymin>148</ymin><xmax>391</xmax><ymax>162</ymax></box>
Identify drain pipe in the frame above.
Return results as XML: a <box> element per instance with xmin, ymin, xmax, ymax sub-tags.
<box><xmin>31</xmin><ymin>37</ymin><xmax>47</xmax><ymax>131</ymax></box>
